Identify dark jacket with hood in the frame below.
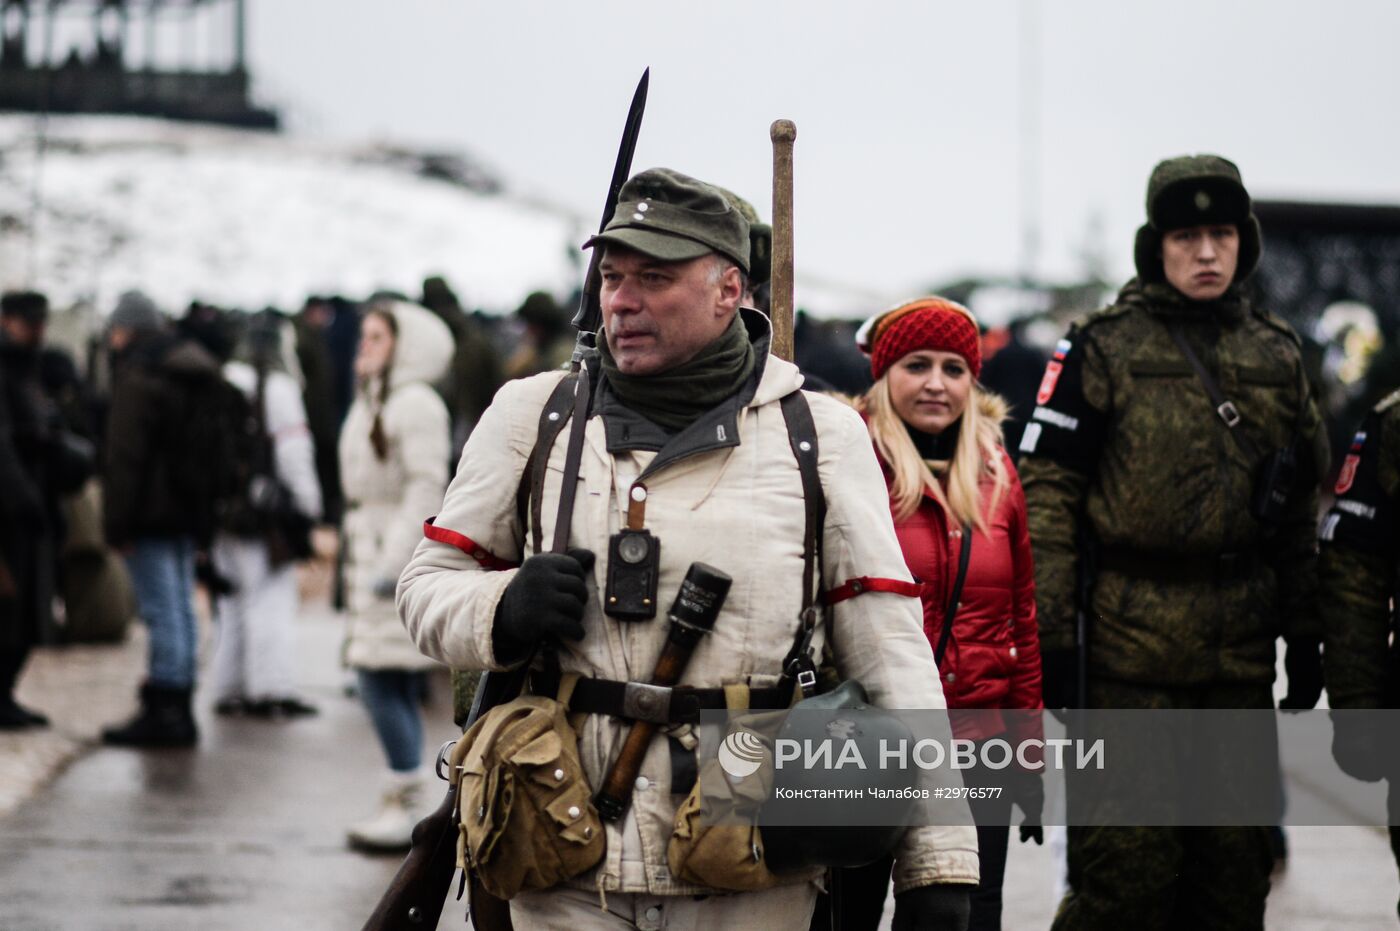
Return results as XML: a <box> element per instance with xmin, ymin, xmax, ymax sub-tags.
<box><xmin>103</xmin><ymin>331</ymin><xmax>222</xmax><ymax>547</ymax></box>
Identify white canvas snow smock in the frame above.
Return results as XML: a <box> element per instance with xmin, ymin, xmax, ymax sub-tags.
<box><xmin>398</xmin><ymin>319</ymin><xmax>979</xmax><ymax>897</ymax></box>
<box><xmin>340</xmin><ymin>301</ymin><xmax>453</xmax><ymax>671</ymax></box>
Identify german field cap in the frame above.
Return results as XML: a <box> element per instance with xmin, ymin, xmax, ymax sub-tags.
<box><xmin>584</xmin><ymin>168</ymin><xmax>751</xmax><ymax>274</ymax></box>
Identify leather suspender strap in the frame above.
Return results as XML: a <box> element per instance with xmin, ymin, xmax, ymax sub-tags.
<box><xmin>779</xmin><ymin>391</ymin><xmax>826</xmax><ymax>695</ymax></box>
<box><xmin>933</xmin><ymin>525</ymin><xmax>972</xmax><ymax>668</ymax></box>
<box><xmin>781</xmin><ymin>391</ymin><xmax>826</xmax><ymax>611</ymax></box>
<box><xmin>1166</xmin><ymin>325</ymin><xmax>1262</xmax><ymax>462</ymax></box>
<box><xmin>626</xmin><ymin>483</ymin><xmax>648</xmax><ymax>530</ymax></box>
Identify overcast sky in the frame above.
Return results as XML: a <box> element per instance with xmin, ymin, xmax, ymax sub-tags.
<box><xmin>234</xmin><ymin>1</ymin><xmax>1400</xmax><ymax>306</ymax></box>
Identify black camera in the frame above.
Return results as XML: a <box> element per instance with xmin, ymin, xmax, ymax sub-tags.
<box><xmin>1251</xmin><ymin>444</ymin><xmax>1298</xmax><ymax>524</ymax></box>
<box><xmin>605</xmin><ymin>528</ymin><xmax>661</xmax><ymax>620</ymax></box>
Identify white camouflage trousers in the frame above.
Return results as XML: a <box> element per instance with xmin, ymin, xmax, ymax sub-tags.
<box><xmin>210</xmin><ymin>534</ymin><xmax>299</xmax><ymax>701</ymax></box>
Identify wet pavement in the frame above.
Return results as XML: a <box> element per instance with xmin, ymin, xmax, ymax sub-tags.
<box><xmin>1</xmin><ymin>585</ymin><xmax>1397</xmax><ymax>929</ymax></box>
<box><xmin>0</xmin><ymin>590</ymin><xmax>462</xmax><ymax>931</ymax></box>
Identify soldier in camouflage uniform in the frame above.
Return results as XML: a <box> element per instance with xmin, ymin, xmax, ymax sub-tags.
<box><xmin>1019</xmin><ymin>154</ymin><xmax>1329</xmax><ymax>929</ymax></box>
<box><xmin>1319</xmin><ymin>391</ymin><xmax>1400</xmax><ymax>918</ymax></box>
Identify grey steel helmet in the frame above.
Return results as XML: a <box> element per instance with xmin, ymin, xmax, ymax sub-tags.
<box><xmin>761</xmin><ymin>681</ymin><xmax>920</xmax><ymax>872</ymax></box>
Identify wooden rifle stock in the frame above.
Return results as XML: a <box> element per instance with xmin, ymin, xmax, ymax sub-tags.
<box><xmin>359</xmin><ymin>779</ymin><xmax>460</xmax><ymax>931</ymax></box>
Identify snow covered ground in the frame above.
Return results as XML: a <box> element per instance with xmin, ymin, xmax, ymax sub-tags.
<box><xmin>0</xmin><ymin>114</ymin><xmax>587</xmax><ymax>316</ymax></box>
<box><xmin>0</xmin><ymin>113</ymin><xmax>897</xmax><ymax>320</ymax></box>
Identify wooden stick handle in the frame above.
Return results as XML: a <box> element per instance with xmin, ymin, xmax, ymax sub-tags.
<box><xmin>770</xmin><ymin>119</ymin><xmax>797</xmax><ymax>363</ymax></box>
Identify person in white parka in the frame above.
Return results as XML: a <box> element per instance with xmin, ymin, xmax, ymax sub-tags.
<box><xmin>339</xmin><ymin>299</ymin><xmax>454</xmax><ymax>851</ymax></box>
<box><xmin>210</xmin><ymin>311</ymin><xmax>324</xmax><ymax>718</ymax></box>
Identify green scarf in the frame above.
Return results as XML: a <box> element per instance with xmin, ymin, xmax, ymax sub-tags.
<box><xmin>598</xmin><ymin>313</ymin><xmax>756</xmax><ymax>431</ymax></box>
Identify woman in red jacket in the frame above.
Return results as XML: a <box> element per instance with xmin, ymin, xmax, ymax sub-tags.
<box><xmin>857</xmin><ymin>296</ymin><xmax>1045</xmax><ymax>931</ymax></box>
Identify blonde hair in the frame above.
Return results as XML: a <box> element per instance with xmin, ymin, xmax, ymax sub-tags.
<box><xmin>856</xmin><ymin>300</ymin><xmax>1010</xmax><ymax>529</ymax></box>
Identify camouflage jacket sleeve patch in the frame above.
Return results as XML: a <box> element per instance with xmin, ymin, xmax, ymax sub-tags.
<box><xmin>1017</xmin><ymin>329</ymin><xmax>1108</xmax><ymax>473</ymax></box>
<box><xmin>1321</xmin><ymin>411</ymin><xmax>1397</xmax><ymax>554</ymax></box>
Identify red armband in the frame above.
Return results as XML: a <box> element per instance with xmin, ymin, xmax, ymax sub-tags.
<box><xmin>823</xmin><ymin>576</ymin><xmax>926</xmax><ymax>606</ymax></box>
<box><xmin>422</xmin><ymin>517</ymin><xmax>520</xmax><ymax>571</ymax></box>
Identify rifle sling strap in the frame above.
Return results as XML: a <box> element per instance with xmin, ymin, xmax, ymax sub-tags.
<box><xmin>520</xmin><ymin>369</ymin><xmax>592</xmax><ymax>555</ymax></box>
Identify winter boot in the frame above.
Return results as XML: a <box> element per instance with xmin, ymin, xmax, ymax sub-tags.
<box><xmin>0</xmin><ymin>649</ymin><xmax>46</xmax><ymax>729</ymax></box>
<box><xmin>346</xmin><ymin>769</ymin><xmax>424</xmax><ymax>852</ymax></box>
<box><xmin>102</xmin><ymin>683</ymin><xmax>199</xmax><ymax>748</ymax></box>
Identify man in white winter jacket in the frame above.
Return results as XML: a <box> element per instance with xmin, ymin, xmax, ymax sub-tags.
<box><xmin>398</xmin><ymin>168</ymin><xmax>979</xmax><ymax>930</ymax></box>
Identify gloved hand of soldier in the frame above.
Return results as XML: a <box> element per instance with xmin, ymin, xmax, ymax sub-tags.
<box><xmin>491</xmin><ymin>548</ymin><xmax>595</xmax><ymax>663</ymax></box>
<box><xmin>1039</xmin><ymin>647</ymin><xmax>1080</xmax><ymax>711</ymax></box>
<box><xmin>891</xmin><ymin>883</ymin><xmax>971</xmax><ymax>931</ymax></box>
<box><xmin>1009</xmin><ymin>768</ymin><xmax>1045</xmax><ymax>845</ymax></box>
<box><xmin>1279</xmin><ymin>637</ymin><xmax>1324</xmax><ymax>711</ymax></box>
<box><xmin>1331</xmin><ymin>712</ymin><xmax>1386</xmax><ymax>783</ymax></box>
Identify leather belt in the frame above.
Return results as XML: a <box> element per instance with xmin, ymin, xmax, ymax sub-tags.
<box><xmin>530</xmin><ymin>672</ymin><xmax>788</xmax><ymax>725</ymax></box>
<box><xmin>1097</xmin><ymin>548</ymin><xmax>1259</xmax><ymax>585</ymax></box>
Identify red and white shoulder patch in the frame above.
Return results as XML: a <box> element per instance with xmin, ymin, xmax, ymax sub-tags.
<box><xmin>1335</xmin><ymin>431</ymin><xmax>1367</xmax><ymax>495</ymax></box>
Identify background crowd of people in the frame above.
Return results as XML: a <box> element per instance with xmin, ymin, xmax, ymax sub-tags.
<box><xmin>3</xmin><ymin>153</ymin><xmax>1400</xmax><ymax>928</ymax></box>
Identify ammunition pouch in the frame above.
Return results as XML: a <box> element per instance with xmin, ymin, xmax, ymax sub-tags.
<box><xmin>667</xmin><ymin>737</ymin><xmax>782</xmax><ymax>892</ymax></box>
<box><xmin>666</xmin><ymin>680</ymin><xmax>915</xmax><ymax>889</ymax></box>
<box><xmin>452</xmin><ymin>687</ymin><xmax>604</xmax><ymax>901</ymax></box>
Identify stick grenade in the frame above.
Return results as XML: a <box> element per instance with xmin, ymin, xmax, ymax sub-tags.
<box><xmin>769</xmin><ymin>119</ymin><xmax>797</xmax><ymax>363</ymax></box>
<box><xmin>595</xmin><ymin>563</ymin><xmax>733</xmax><ymax>822</ymax></box>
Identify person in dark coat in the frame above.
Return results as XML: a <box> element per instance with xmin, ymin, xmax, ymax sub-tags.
<box><xmin>421</xmin><ymin>275</ymin><xmax>503</xmax><ymax>457</ymax></box>
<box><xmin>100</xmin><ymin>290</ymin><xmax>221</xmax><ymax>748</ymax></box>
<box><xmin>978</xmin><ymin>317</ymin><xmax>1048</xmax><ymax>459</ymax></box>
<box><xmin>0</xmin><ymin>291</ymin><xmax>70</xmax><ymax>727</ymax></box>
<box><xmin>503</xmin><ymin>291</ymin><xmax>573</xmax><ymax>380</ymax></box>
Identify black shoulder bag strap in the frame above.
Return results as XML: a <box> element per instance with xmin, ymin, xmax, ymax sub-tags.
<box><xmin>934</xmin><ymin>524</ymin><xmax>973</xmax><ymax>669</ymax></box>
<box><xmin>1166</xmin><ymin>324</ymin><xmax>1263</xmax><ymax>462</ymax></box>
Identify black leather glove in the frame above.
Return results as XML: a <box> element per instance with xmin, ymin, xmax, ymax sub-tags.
<box><xmin>1279</xmin><ymin>637</ymin><xmax>1324</xmax><ymax>711</ymax></box>
<box><xmin>491</xmin><ymin>548</ymin><xmax>595</xmax><ymax>663</ymax></box>
<box><xmin>892</xmin><ymin>883</ymin><xmax>971</xmax><ymax>931</ymax></box>
<box><xmin>1009</xmin><ymin>769</ymin><xmax>1045</xmax><ymax>845</ymax></box>
<box><xmin>1331</xmin><ymin>712</ymin><xmax>1385</xmax><ymax>783</ymax></box>
<box><xmin>1040</xmin><ymin>647</ymin><xmax>1080</xmax><ymax>710</ymax></box>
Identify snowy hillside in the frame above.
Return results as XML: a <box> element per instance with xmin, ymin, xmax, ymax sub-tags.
<box><xmin>0</xmin><ymin>115</ymin><xmax>587</xmax><ymax>315</ymax></box>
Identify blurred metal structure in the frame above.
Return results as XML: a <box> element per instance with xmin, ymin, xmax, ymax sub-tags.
<box><xmin>0</xmin><ymin>0</ymin><xmax>277</xmax><ymax>128</ymax></box>
<box><xmin>1253</xmin><ymin>200</ymin><xmax>1400</xmax><ymax>334</ymax></box>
